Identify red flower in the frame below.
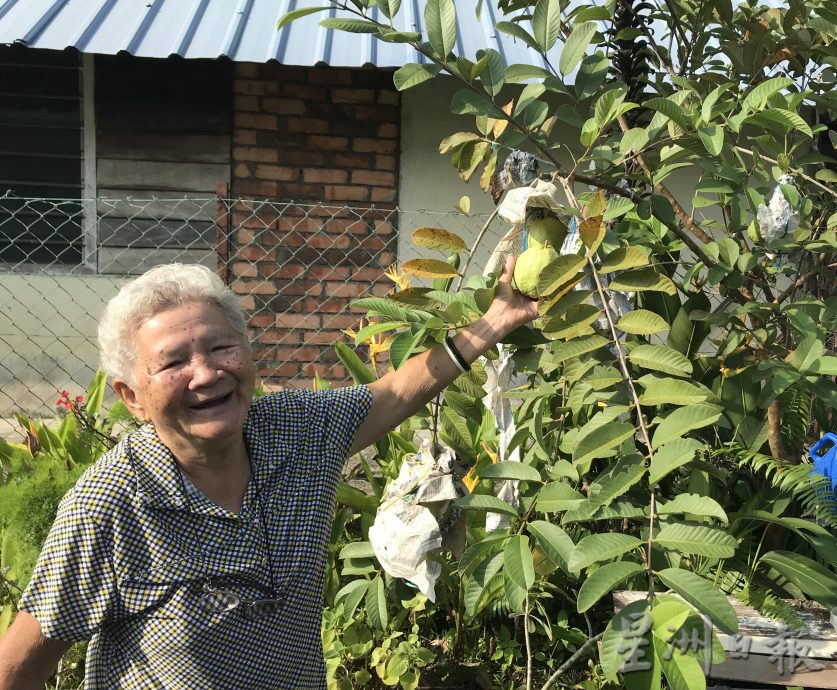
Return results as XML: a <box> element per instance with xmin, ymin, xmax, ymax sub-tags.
<box><xmin>75</xmin><ymin>395</ymin><xmax>84</xmax><ymax>403</ymax></box>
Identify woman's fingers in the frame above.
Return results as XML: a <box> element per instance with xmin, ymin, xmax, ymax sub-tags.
<box><xmin>499</xmin><ymin>254</ymin><xmax>516</xmax><ymax>284</ymax></box>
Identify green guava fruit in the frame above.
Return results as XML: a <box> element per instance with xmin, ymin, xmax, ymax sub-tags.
<box><xmin>526</xmin><ymin>216</ymin><xmax>566</xmax><ymax>249</ymax></box>
<box><xmin>512</xmin><ymin>245</ymin><xmax>559</xmax><ymax>298</ymax></box>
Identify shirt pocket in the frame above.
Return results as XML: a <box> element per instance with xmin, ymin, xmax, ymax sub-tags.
<box><xmin>125</xmin><ymin>584</ymin><xmax>239</xmax><ymax>669</ymax></box>
<box><xmin>118</xmin><ymin>558</ymin><xmax>214</xmax><ymax>622</ymax></box>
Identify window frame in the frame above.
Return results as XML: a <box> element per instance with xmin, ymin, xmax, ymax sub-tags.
<box><xmin>0</xmin><ymin>48</ymin><xmax>96</xmax><ymax>275</ymax></box>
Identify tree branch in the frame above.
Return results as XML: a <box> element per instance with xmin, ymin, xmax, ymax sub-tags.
<box><xmin>616</xmin><ymin>115</ymin><xmax>713</xmax><ymax>244</ymax></box>
<box><xmin>774</xmin><ymin>254</ymin><xmax>828</xmax><ymax>303</ymax></box>
<box><xmin>566</xmin><ymin>173</ymin><xmax>642</xmax><ymax>201</ymax></box>
<box><xmin>612</xmin><ymin>117</ymin><xmax>763</xmax><ymax>303</ymax></box>
<box><xmin>557</xmin><ymin>173</ymin><xmax>661</xmax><ymax>591</ymax></box>
<box><xmin>767</xmin><ymin>399</ymin><xmax>798</xmax><ymax>464</ymax></box>
<box><xmin>454</xmin><ymin>205</ymin><xmax>500</xmax><ymax>291</ymax></box>
<box><xmin>525</xmin><ymin>597</ymin><xmax>533</xmax><ymax>690</ymax></box>
<box><xmin>539</xmin><ymin>632</ymin><xmax>605</xmax><ymax>690</ymax></box>
<box><xmin>734</xmin><ymin>146</ymin><xmax>837</xmax><ymax>199</ymax></box>
<box><xmin>659</xmin><ymin>0</ymin><xmax>691</xmax><ymax>72</ymax></box>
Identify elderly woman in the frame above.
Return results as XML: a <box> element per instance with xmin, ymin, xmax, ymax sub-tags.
<box><xmin>0</xmin><ymin>260</ymin><xmax>536</xmax><ymax>689</ymax></box>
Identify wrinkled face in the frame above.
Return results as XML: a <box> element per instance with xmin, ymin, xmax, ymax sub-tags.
<box><xmin>115</xmin><ymin>301</ymin><xmax>256</xmax><ymax>452</ymax></box>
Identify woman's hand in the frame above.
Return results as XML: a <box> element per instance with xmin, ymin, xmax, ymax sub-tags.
<box><xmin>482</xmin><ymin>255</ymin><xmax>540</xmax><ymax>338</ymax></box>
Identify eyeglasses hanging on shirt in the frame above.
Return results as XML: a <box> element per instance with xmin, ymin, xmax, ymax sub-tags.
<box><xmin>199</xmin><ymin>575</ymin><xmax>284</xmax><ymax>619</ymax></box>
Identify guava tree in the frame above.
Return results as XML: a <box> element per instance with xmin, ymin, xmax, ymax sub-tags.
<box><xmin>282</xmin><ymin>1</ymin><xmax>836</xmax><ymax>689</ymax></box>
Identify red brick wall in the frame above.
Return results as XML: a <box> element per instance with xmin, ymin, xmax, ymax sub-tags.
<box><xmin>228</xmin><ymin>63</ymin><xmax>400</xmax><ymax>388</ymax></box>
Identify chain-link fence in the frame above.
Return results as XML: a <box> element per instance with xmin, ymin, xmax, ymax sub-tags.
<box><xmin>0</xmin><ymin>191</ymin><xmax>508</xmax><ymax>438</ymax></box>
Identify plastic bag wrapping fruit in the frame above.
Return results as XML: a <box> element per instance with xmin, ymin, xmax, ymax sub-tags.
<box><xmin>483</xmin><ymin>179</ymin><xmax>561</xmax><ymax>278</ymax></box>
<box><xmin>757</xmin><ymin>174</ymin><xmax>799</xmax><ymax>244</ymax></box>
<box><xmin>756</xmin><ymin>174</ymin><xmax>801</xmax><ymax>269</ymax></box>
<box><xmin>368</xmin><ymin>438</ymin><xmax>468</xmax><ymax>602</ymax></box>
<box><xmin>481</xmin><ymin>346</ymin><xmax>526</xmax><ymax>533</ymax></box>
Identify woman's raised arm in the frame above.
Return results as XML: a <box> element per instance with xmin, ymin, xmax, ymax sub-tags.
<box><xmin>349</xmin><ymin>256</ymin><xmax>538</xmax><ymax>457</ymax></box>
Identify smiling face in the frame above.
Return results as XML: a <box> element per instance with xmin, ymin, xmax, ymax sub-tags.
<box><xmin>113</xmin><ymin>300</ymin><xmax>256</xmax><ymax>457</ymax></box>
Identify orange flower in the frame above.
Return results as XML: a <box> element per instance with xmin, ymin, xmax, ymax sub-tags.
<box><xmin>384</xmin><ymin>264</ymin><xmax>411</xmax><ymax>292</ymax></box>
<box><xmin>343</xmin><ymin>318</ymin><xmax>393</xmax><ymax>376</ymax></box>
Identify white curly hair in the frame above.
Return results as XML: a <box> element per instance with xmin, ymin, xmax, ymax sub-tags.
<box><xmin>98</xmin><ymin>263</ymin><xmax>248</xmax><ymax>384</ymax></box>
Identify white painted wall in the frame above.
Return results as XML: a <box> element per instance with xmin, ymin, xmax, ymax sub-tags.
<box><xmin>398</xmin><ymin>77</ymin><xmax>540</xmax><ymax>279</ymax></box>
<box><xmin>0</xmin><ymin>274</ymin><xmax>124</xmax><ymax>434</ymax></box>
<box><xmin>397</xmin><ymin>76</ymin><xmax>721</xmax><ymax>279</ymax></box>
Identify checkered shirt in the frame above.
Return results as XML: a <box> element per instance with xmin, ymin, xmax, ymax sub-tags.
<box><xmin>20</xmin><ymin>385</ymin><xmax>372</xmax><ymax>689</ymax></box>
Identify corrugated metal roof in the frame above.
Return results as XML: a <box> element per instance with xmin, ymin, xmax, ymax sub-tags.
<box><xmin>0</xmin><ymin>0</ymin><xmax>561</xmax><ymax>68</ymax></box>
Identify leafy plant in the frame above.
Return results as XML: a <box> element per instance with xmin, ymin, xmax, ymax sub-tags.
<box><xmin>0</xmin><ymin>371</ymin><xmax>135</xmax><ymax>687</ymax></box>
<box><xmin>284</xmin><ymin>0</ymin><xmax>836</xmax><ymax>688</ymax></box>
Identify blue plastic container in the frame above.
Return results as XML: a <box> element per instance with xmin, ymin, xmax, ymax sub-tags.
<box><xmin>809</xmin><ymin>432</ymin><xmax>837</xmax><ymax>514</ymax></box>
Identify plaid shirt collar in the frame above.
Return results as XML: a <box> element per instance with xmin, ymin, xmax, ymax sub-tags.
<box><xmin>128</xmin><ymin>425</ymin><xmax>192</xmax><ymax>513</ymax></box>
